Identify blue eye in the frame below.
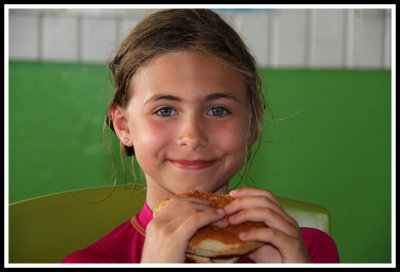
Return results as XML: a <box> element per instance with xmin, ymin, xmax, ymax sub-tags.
<box><xmin>156</xmin><ymin>107</ymin><xmax>177</xmax><ymax>117</ymax></box>
<box><xmin>208</xmin><ymin>107</ymin><xmax>229</xmax><ymax>117</ymax></box>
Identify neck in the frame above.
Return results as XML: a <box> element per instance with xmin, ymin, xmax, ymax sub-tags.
<box><xmin>145</xmin><ymin>182</ymin><xmax>174</xmax><ymax>212</ymax></box>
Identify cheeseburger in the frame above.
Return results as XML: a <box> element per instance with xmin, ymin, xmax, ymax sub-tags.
<box><xmin>154</xmin><ymin>190</ymin><xmax>265</xmax><ymax>263</ymax></box>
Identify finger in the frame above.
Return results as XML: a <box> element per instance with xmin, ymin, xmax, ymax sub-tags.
<box><xmin>176</xmin><ymin>208</ymin><xmax>226</xmax><ymax>238</ymax></box>
<box><xmin>170</xmin><ymin>197</ymin><xmax>229</xmax><ymax>229</ymax></box>
<box><xmin>228</xmin><ymin>207</ymin><xmax>299</xmax><ymax>236</ymax></box>
<box><xmin>239</xmin><ymin>227</ymin><xmax>291</xmax><ymax>246</ymax></box>
<box><xmin>225</xmin><ymin>195</ymin><xmax>282</xmax><ymax>214</ymax></box>
<box><xmin>211</xmin><ymin>217</ymin><xmax>229</xmax><ymax>229</ymax></box>
<box><xmin>166</xmin><ymin>202</ymin><xmax>223</xmax><ymax>230</ymax></box>
<box><xmin>155</xmin><ymin>197</ymin><xmax>210</xmax><ymax>219</ymax></box>
<box><xmin>239</xmin><ymin>227</ymin><xmax>310</xmax><ymax>263</ymax></box>
<box><xmin>239</xmin><ymin>226</ymin><xmax>301</xmax><ymax>251</ymax></box>
<box><xmin>224</xmin><ymin>195</ymin><xmax>297</xmax><ymax>227</ymax></box>
<box><xmin>229</xmin><ymin>187</ymin><xmax>280</xmax><ymax>205</ymax></box>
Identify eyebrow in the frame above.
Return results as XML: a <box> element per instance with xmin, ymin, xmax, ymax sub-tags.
<box><xmin>144</xmin><ymin>94</ymin><xmax>181</xmax><ymax>105</ymax></box>
<box><xmin>204</xmin><ymin>93</ymin><xmax>239</xmax><ymax>103</ymax></box>
<box><xmin>144</xmin><ymin>92</ymin><xmax>239</xmax><ymax>105</ymax></box>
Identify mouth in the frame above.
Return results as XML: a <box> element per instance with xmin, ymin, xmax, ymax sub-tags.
<box><xmin>169</xmin><ymin>160</ymin><xmax>216</xmax><ymax>170</ymax></box>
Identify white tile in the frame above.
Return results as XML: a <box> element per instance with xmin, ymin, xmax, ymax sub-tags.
<box><xmin>313</xmin><ymin>9</ymin><xmax>347</xmax><ymax>68</ymax></box>
<box><xmin>383</xmin><ymin>9</ymin><xmax>392</xmax><ymax>69</ymax></box>
<box><xmin>352</xmin><ymin>10</ymin><xmax>386</xmax><ymax>68</ymax></box>
<box><xmin>111</xmin><ymin>11</ymin><xmax>155</xmax><ymax>58</ymax></box>
<box><xmin>277</xmin><ymin>9</ymin><xmax>308</xmax><ymax>67</ymax></box>
<box><xmin>9</xmin><ymin>14</ymin><xmax>40</xmax><ymax>60</ymax></box>
<box><xmin>268</xmin><ymin>10</ymin><xmax>280</xmax><ymax>68</ymax></box>
<box><xmin>118</xmin><ymin>17</ymin><xmax>142</xmax><ymax>45</ymax></box>
<box><xmin>235</xmin><ymin>11</ymin><xmax>270</xmax><ymax>67</ymax></box>
<box><xmin>80</xmin><ymin>17</ymin><xmax>118</xmax><ymax>63</ymax></box>
<box><xmin>41</xmin><ymin>15</ymin><xmax>79</xmax><ymax>62</ymax></box>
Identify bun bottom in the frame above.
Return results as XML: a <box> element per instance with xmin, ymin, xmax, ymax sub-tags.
<box><xmin>186</xmin><ymin>253</ymin><xmax>241</xmax><ymax>263</ymax></box>
<box><xmin>187</xmin><ymin>223</ymin><xmax>264</xmax><ymax>259</ymax></box>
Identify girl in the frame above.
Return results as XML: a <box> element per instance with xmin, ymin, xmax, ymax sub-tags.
<box><xmin>62</xmin><ymin>9</ymin><xmax>339</xmax><ymax>263</ymax></box>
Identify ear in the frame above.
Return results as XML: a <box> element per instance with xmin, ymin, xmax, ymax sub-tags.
<box><xmin>110</xmin><ymin>106</ymin><xmax>133</xmax><ymax>147</ymax></box>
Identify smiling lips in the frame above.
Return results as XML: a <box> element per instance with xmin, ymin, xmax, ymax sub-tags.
<box><xmin>170</xmin><ymin>160</ymin><xmax>216</xmax><ymax>170</ymax></box>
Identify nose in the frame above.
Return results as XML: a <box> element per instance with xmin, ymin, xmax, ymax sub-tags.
<box><xmin>176</xmin><ymin>114</ymin><xmax>208</xmax><ymax>150</ymax></box>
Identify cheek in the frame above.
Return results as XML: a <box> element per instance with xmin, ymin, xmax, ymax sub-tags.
<box><xmin>212</xmin><ymin>119</ymin><xmax>250</xmax><ymax>158</ymax></box>
<box><xmin>130</xmin><ymin>119</ymin><xmax>172</xmax><ymax>163</ymax></box>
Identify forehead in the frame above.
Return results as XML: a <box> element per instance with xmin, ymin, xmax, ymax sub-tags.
<box><xmin>129</xmin><ymin>50</ymin><xmax>248</xmax><ymax>101</ymax></box>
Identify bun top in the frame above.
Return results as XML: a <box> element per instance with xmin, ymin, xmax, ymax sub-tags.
<box><xmin>154</xmin><ymin>190</ymin><xmax>233</xmax><ymax>216</ymax></box>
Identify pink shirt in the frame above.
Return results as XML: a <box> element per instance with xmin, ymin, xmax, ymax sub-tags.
<box><xmin>61</xmin><ymin>202</ymin><xmax>339</xmax><ymax>263</ymax></box>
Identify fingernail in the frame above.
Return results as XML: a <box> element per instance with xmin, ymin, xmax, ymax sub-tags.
<box><xmin>216</xmin><ymin>209</ymin><xmax>225</xmax><ymax>215</ymax></box>
<box><xmin>215</xmin><ymin>218</ymin><xmax>229</xmax><ymax>229</ymax></box>
<box><xmin>229</xmin><ymin>190</ymin><xmax>238</xmax><ymax>196</ymax></box>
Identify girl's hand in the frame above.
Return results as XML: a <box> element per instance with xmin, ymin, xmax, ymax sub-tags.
<box><xmin>224</xmin><ymin>187</ymin><xmax>311</xmax><ymax>263</ymax></box>
<box><xmin>141</xmin><ymin>197</ymin><xmax>226</xmax><ymax>263</ymax></box>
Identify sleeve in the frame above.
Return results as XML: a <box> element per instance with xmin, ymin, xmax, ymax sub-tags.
<box><xmin>300</xmin><ymin>227</ymin><xmax>340</xmax><ymax>263</ymax></box>
<box><xmin>60</xmin><ymin>220</ymin><xmax>141</xmax><ymax>263</ymax></box>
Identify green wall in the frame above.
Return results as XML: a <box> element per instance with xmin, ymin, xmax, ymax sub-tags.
<box><xmin>8</xmin><ymin>61</ymin><xmax>392</xmax><ymax>263</ymax></box>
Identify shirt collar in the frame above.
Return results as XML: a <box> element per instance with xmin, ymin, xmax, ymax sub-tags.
<box><xmin>131</xmin><ymin>202</ymin><xmax>153</xmax><ymax>236</ymax></box>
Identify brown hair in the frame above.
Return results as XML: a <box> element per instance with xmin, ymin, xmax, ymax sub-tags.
<box><xmin>105</xmin><ymin>9</ymin><xmax>266</xmax><ymax>171</ymax></box>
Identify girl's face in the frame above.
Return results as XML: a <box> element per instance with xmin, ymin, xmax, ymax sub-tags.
<box><xmin>113</xmin><ymin>50</ymin><xmax>252</xmax><ymax>207</ymax></box>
